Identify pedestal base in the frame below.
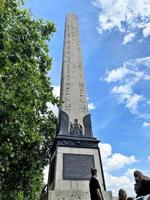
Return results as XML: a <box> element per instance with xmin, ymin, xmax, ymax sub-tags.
<box><xmin>48</xmin><ymin>190</ymin><xmax>89</xmax><ymax>200</ymax></box>
<box><xmin>48</xmin><ymin>190</ymin><xmax>112</xmax><ymax>200</ymax></box>
<box><xmin>47</xmin><ymin>137</ymin><xmax>112</xmax><ymax>200</ymax></box>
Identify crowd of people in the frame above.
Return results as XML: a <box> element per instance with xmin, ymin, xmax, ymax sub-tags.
<box><xmin>118</xmin><ymin>170</ymin><xmax>150</xmax><ymax>200</ymax></box>
<box><xmin>89</xmin><ymin>169</ymin><xmax>150</xmax><ymax>200</ymax></box>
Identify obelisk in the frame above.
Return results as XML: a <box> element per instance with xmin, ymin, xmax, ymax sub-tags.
<box><xmin>59</xmin><ymin>13</ymin><xmax>88</xmax><ymax>129</ymax></box>
<box><xmin>47</xmin><ymin>13</ymin><xmax>112</xmax><ymax>200</ymax></box>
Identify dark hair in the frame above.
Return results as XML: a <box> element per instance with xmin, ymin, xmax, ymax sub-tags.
<box><xmin>134</xmin><ymin>170</ymin><xmax>150</xmax><ymax>180</ymax></box>
<box><xmin>91</xmin><ymin>168</ymin><xmax>97</xmax><ymax>176</ymax></box>
<box><xmin>118</xmin><ymin>189</ymin><xmax>127</xmax><ymax>200</ymax></box>
<box><xmin>134</xmin><ymin>170</ymin><xmax>143</xmax><ymax>177</ymax></box>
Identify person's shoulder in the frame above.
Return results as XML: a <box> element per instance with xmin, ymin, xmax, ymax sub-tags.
<box><xmin>90</xmin><ymin>176</ymin><xmax>97</xmax><ymax>182</ymax></box>
<box><xmin>91</xmin><ymin>176</ymin><xmax>97</xmax><ymax>180</ymax></box>
<box><xmin>142</xmin><ymin>179</ymin><xmax>150</xmax><ymax>184</ymax></box>
<box><xmin>91</xmin><ymin>176</ymin><xmax>100</xmax><ymax>184</ymax></box>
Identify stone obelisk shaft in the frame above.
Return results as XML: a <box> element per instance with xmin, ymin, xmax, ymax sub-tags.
<box><xmin>60</xmin><ymin>13</ymin><xmax>88</xmax><ymax>128</ymax></box>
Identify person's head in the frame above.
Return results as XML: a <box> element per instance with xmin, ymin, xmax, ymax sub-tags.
<box><xmin>91</xmin><ymin>168</ymin><xmax>97</xmax><ymax>176</ymax></box>
<box><xmin>134</xmin><ymin>170</ymin><xmax>143</xmax><ymax>183</ymax></box>
<box><xmin>118</xmin><ymin>189</ymin><xmax>127</xmax><ymax>200</ymax></box>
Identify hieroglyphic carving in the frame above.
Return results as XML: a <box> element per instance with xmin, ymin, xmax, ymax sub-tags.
<box><xmin>69</xmin><ymin>193</ymin><xmax>81</xmax><ymax>200</ymax></box>
<box><xmin>50</xmin><ymin>191</ymin><xmax>90</xmax><ymax>200</ymax></box>
<box><xmin>60</xmin><ymin>13</ymin><xmax>89</xmax><ymax>130</ymax></box>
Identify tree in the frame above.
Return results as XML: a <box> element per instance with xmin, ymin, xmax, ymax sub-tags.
<box><xmin>0</xmin><ymin>0</ymin><xmax>59</xmax><ymax>199</ymax></box>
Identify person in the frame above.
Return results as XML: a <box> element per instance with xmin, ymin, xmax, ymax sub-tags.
<box><xmin>134</xmin><ymin>170</ymin><xmax>150</xmax><ymax>198</ymax></box>
<box><xmin>118</xmin><ymin>189</ymin><xmax>127</xmax><ymax>200</ymax></box>
<box><xmin>89</xmin><ymin>168</ymin><xmax>103</xmax><ymax>200</ymax></box>
<box><xmin>118</xmin><ymin>188</ymin><xmax>134</xmax><ymax>200</ymax></box>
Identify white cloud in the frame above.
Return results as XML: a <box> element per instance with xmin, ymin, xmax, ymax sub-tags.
<box><xmin>112</xmin><ymin>84</ymin><xmax>132</xmax><ymax>95</ymax></box>
<box><xmin>46</xmin><ymin>102</ymin><xmax>58</xmax><ymax>116</ymax></box>
<box><xmin>104</xmin><ymin>171</ymin><xmax>135</xmax><ymax>196</ymax></box>
<box><xmin>87</xmin><ymin>97</ymin><xmax>96</xmax><ymax>110</ymax></box>
<box><xmin>124</xmin><ymin>168</ymin><xmax>137</xmax><ymax>178</ymax></box>
<box><xmin>104</xmin><ymin>56</ymin><xmax>150</xmax><ymax>122</ymax></box>
<box><xmin>105</xmin><ymin>67</ymin><xmax>130</xmax><ymax>83</ymax></box>
<box><xmin>123</xmin><ymin>33</ymin><xmax>136</xmax><ymax>45</ymax></box>
<box><xmin>126</xmin><ymin>94</ymin><xmax>145</xmax><ymax>112</ymax></box>
<box><xmin>52</xmin><ymin>85</ymin><xmax>60</xmax><ymax>97</ymax></box>
<box><xmin>92</xmin><ymin>0</ymin><xmax>150</xmax><ymax>42</ymax></box>
<box><xmin>143</xmin><ymin>121</ymin><xmax>150</xmax><ymax>127</ymax></box>
<box><xmin>88</xmin><ymin>102</ymin><xmax>96</xmax><ymax>110</ymax></box>
<box><xmin>99</xmin><ymin>143</ymin><xmax>137</xmax><ymax>172</ymax></box>
<box><xmin>105</xmin><ymin>153</ymin><xmax>137</xmax><ymax>172</ymax></box>
<box><xmin>43</xmin><ymin>165</ymin><xmax>49</xmax><ymax>184</ymax></box>
<box><xmin>111</xmin><ymin>85</ymin><xmax>145</xmax><ymax>114</ymax></box>
<box><xmin>136</xmin><ymin>56</ymin><xmax>150</xmax><ymax>67</ymax></box>
<box><xmin>143</xmin><ymin>22</ymin><xmax>150</xmax><ymax>37</ymax></box>
<box><xmin>100</xmin><ymin>143</ymin><xmax>112</xmax><ymax>158</ymax></box>
<box><xmin>99</xmin><ymin>143</ymin><xmax>137</xmax><ymax>196</ymax></box>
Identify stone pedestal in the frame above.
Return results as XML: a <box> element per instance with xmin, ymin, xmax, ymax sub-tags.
<box><xmin>48</xmin><ymin>145</ymin><xmax>105</xmax><ymax>191</ymax></box>
<box><xmin>47</xmin><ymin>137</ymin><xmax>112</xmax><ymax>200</ymax></box>
<box><xmin>48</xmin><ymin>135</ymin><xmax>106</xmax><ymax>189</ymax></box>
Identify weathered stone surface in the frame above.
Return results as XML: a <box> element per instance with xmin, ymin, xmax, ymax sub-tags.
<box><xmin>48</xmin><ymin>190</ymin><xmax>90</xmax><ymax>200</ymax></box>
<box><xmin>48</xmin><ymin>190</ymin><xmax>112</xmax><ymax>200</ymax></box>
<box><xmin>59</xmin><ymin>13</ymin><xmax>88</xmax><ymax>132</ymax></box>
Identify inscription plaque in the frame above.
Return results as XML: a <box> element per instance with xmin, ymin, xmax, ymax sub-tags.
<box><xmin>63</xmin><ymin>153</ymin><xmax>95</xmax><ymax>180</ymax></box>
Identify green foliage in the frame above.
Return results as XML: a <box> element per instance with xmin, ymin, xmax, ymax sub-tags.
<box><xmin>0</xmin><ymin>0</ymin><xmax>59</xmax><ymax>199</ymax></box>
<box><xmin>0</xmin><ymin>0</ymin><xmax>6</xmax><ymax>10</ymax></box>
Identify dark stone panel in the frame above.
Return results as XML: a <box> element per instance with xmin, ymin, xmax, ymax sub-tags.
<box><xmin>50</xmin><ymin>135</ymin><xmax>99</xmax><ymax>155</ymax></box>
<box><xmin>57</xmin><ymin>138</ymin><xmax>99</xmax><ymax>148</ymax></box>
<box><xmin>63</xmin><ymin>154</ymin><xmax>95</xmax><ymax>180</ymax></box>
<box><xmin>57</xmin><ymin>135</ymin><xmax>99</xmax><ymax>148</ymax></box>
<box><xmin>83</xmin><ymin>114</ymin><xmax>93</xmax><ymax>137</ymax></box>
<box><xmin>58</xmin><ymin>111</ymin><xmax>69</xmax><ymax>135</ymax></box>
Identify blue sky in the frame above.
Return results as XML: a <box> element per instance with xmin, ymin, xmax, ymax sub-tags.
<box><xmin>24</xmin><ymin>0</ymin><xmax>150</xmax><ymax>196</ymax></box>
